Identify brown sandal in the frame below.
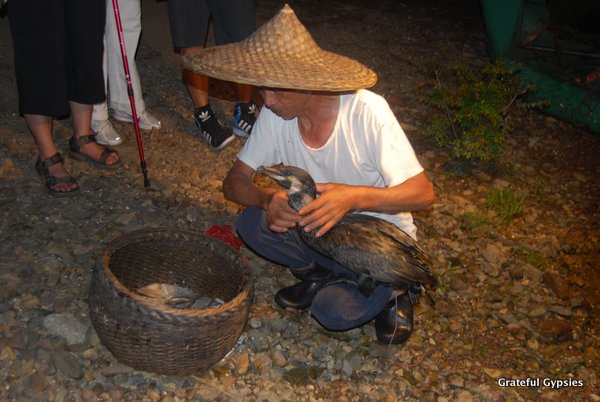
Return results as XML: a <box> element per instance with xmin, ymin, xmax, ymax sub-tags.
<box><xmin>35</xmin><ymin>153</ymin><xmax>80</xmax><ymax>197</ymax></box>
<box><xmin>69</xmin><ymin>135</ymin><xmax>122</xmax><ymax>169</ymax></box>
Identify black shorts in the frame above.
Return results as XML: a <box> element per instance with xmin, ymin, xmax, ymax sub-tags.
<box><xmin>8</xmin><ymin>0</ymin><xmax>106</xmax><ymax>116</ymax></box>
<box><xmin>167</xmin><ymin>0</ymin><xmax>256</xmax><ymax>48</ymax></box>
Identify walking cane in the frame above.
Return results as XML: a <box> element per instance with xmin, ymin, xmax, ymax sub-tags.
<box><xmin>112</xmin><ymin>0</ymin><xmax>150</xmax><ymax>187</ymax></box>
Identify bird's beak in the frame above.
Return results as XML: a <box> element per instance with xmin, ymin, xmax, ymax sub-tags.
<box><xmin>257</xmin><ymin>166</ymin><xmax>292</xmax><ymax>189</ymax></box>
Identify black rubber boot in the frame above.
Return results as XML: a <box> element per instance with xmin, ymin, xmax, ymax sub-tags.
<box><xmin>275</xmin><ymin>265</ymin><xmax>337</xmax><ymax>310</ymax></box>
<box><xmin>375</xmin><ymin>292</ymin><xmax>414</xmax><ymax>344</ymax></box>
<box><xmin>289</xmin><ymin>264</ymin><xmax>320</xmax><ymax>281</ymax></box>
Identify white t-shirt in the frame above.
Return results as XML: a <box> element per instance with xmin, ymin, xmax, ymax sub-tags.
<box><xmin>238</xmin><ymin>89</ymin><xmax>424</xmax><ymax>238</ymax></box>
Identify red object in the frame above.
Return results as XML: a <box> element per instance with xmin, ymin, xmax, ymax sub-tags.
<box><xmin>204</xmin><ymin>225</ymin><xmax>244</xmax><ymax>250</ymax></box>
<box><xmin>112</xmin><ymin>0</ymin><xmax>150</xmax><ymax>187</ymax></box>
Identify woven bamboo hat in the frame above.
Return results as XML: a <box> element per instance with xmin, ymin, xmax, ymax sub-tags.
<box><xmin>182</xmin><ymin>4</ymin><xmax>377</xmax><ymax>91</ymax></box>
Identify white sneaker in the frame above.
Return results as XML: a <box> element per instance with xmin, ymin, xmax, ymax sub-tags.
<box><xmin>113</xmin><ymin>109</ymin><xmax>161</xmax><ymax>130</ymax></box>
<box><xmin>91</xmin><ymin>119</ymin><xmax>123</xmax><ymax>146</ymax></box>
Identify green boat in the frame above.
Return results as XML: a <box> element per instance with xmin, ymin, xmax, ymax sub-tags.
<box><xmin>480</xmin><ymin>0</ymin><xmax>600</xmax><ymax>133</ymax></box>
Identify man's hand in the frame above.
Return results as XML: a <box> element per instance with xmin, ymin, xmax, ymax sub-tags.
<box><xmin>298</xmin><ymin>183</ymin><xmax>356</xmax><ymax>237</ymax></box>
<box><xmin>266</xmin><ymin>190</ymin><xmax>301</xmax><ymax>233</ymax></box>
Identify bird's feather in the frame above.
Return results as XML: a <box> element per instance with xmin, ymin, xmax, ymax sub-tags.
<box><xmin>300</xmin><ymin>213</ymin><xmax>436</xmax><ymax>289</ymax></box>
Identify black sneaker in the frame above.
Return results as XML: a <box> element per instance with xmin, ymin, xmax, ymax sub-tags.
<box><xmin>194</xmin><ymin>105</ymin><xmax>235</xmax><ymax>151</ymax></box>
<box><xmin>233</xmin><ymin>102</ymin><xmax>258</xmax><ymax>138</ymax></box>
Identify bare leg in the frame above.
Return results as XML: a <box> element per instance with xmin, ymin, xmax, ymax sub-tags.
<box><xmin>180</xmin><ymin>46</ymin><xmax>209</xmax><ymax>108</ymax></box>
<box><xmin>233</xmin><ymin>83</ymin><xmax>253</xmax><ymax>104</ymax></box>
<box><xmin>25</xmin><ymin>114</ymin><xmax>78</xmax><ymax>193</ymax></box>
<box><xmin>70</xmin><ymin>101</ymin><xmax>119</xmax><ymax>165</ymax></box>
<box><xmin>180</xmin><ymin>46</ymin><xmax>254</xmax><ymax>107</ymax></box>
<box><xmin>71</xmin><ymin>101</ymin><xmax>93</xmax><ymax>137</ymax></box>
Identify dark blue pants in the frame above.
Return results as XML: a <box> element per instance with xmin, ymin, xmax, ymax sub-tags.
<box><xmin>236</xmin><ymin>207</ymin><xmax>393</xmax><ymax>331</ymax></box>
<box><xmin>236</xmin><ymin>207</ymin><xmax>359</xmax><ymax>276</ymax></box>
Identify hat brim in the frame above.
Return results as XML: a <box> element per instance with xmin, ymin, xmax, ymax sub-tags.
<box><xmin>183</xmin><ymin>46</ymin><xmax>377</xmax><ymax>92</ymax></box>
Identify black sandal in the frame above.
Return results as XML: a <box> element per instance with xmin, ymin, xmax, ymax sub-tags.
<box><xmin>69</xmin><ymin>135</ymin><xmax>122</xmax><ymax>169</ymax></box>
<box><xmin>35</xmin><ymin>153</ymin><xmax>81</xmax><ymax>198</ymax></box>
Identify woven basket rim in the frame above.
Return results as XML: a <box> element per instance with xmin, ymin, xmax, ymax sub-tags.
<box><xmin>96</xmin><ymin>228</ymin><xmax>252</xmax><ymax>318</ymax></box>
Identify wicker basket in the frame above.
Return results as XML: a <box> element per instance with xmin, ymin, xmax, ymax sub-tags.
<box><xmin>88</xmin><ymin>228</ymin><xmax>253</xmax><ymax>375</ymax></box>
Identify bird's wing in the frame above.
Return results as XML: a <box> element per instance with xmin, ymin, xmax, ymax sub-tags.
<box><xmin>304</xmin><ymin>214</ymin><xmax>436</xmax><ymax>288</ymax></box>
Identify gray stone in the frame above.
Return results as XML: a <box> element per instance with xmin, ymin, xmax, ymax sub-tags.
<box><xmin>341</xmin><ymin>354</ymin><xmax>362</xmax><ymax>376</ymax></box>
<box><xmin>539</xmin><ymin>318</ymin><xmax>573</xmax><ymax>343</ymax></box>
<box><xmin>268</xmin><ymin>318</ymin><xmax>288</xmax><ymax>333</ymax></box>
<box><xmin>282</xmin><ymin>321</ymin><xmax>300</xmax><ymax>339</ymax></box>
<box><xmin>548</xmin><ymin>304</ymin><xmax>573</xmax><ymax>317</ymax></box>
<box><xmin>448</xmin><ymin>374</ymin><xmax>465</xmax><ymax>388</ymax></box>
<box><xmin>543</xmin><ymin>272</ymin><xmax>570</xmax><ymax>299</ymax></box>
<box><xmin>483</xmin><ymin>262</ymin><xmax>500</xmax><ymax>277</ymax></box>
<box><xmin>51</xmin><ymin>351</ymin><xmax>84</xmax><ymax>379</ymax></box>
<box><xmin>520</xmin><ymin>261</ymin><xmax>543</xmax><ymax>283</ymax></box>
<box><xmin>42</xmin><ymin>313</ymin><xmax>88</xmax><ymax>345</ymax></box>
<box><xmin>21</xmin><ymin>371</ymin><xmax>48</xmax><ymax>397</ymax></box>
<box><xmin>271</xmin><ymin>349</ymin><xmax>287</xmax><ymax>367</ymax></box>
<box><xmin>481</xmin><ymin>243</ymin><xmax>507</xmax><ymax>266</ymax></box>
<box><xmin>527</xmin><ymin>306</ymin><xmax>546</xmax><ymax>318</ymax></box>
<box><xmin>247</xmin><ymin>328</ymin><xmax>270</xmax><ymax>352</ymax></box>
<box><xmin>99</xmin><ymin>363</ymin><xmax>134</xmax><ymax>376</ymax></box>
<box><xmin>456</xmin><ymin>390</ymin><xmax>474</xmax><ymax>402</ymax></box>
<box><xmin>248</xmin><ymin>317</ymin><xmax>262</xmax><ymax>329</ymax></box>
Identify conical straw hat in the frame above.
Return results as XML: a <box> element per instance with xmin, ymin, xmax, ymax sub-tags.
<box><xmin>182</xmin><ymin>4</ymin><xmax>377</xmax><ymax>92</ymax></box>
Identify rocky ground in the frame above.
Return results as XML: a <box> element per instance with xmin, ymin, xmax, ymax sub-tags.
<box><xmin>1</xmin><ymin>0</ymin><xmax>599</xmax><ymax>401</ymax></box>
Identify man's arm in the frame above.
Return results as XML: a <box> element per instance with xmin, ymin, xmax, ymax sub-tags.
<box><xmin>223</xmin><ymin>158</ymin><xmax>301</xmax><ymax>233</ymax></box>
<box><xmin>298</xmin><ymin>171</ymin><xmax>435</xmax><ymax>237</ymax></box>
<box><xmin>223</xmin><ymin>158</ymin><xmax>272</xmax><ymax>209</ymax></box>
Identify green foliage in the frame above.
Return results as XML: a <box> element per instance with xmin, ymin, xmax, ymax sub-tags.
<box><xmin>484</xmin><ymin>187</ymin><xmax>524</xmax><ymax>222</ymax></box>
<box><xmin>436</xmin><ymin>259</ymin><xmax>461</xmax><ymax>296</ymax></box>
<box><xmin>512</xmin><ymin>247</ymin><xmax>546</xmax><ymax>268</ymax></box>
<box><xmin>462</xmin><ymin>211</ymin><xmax>490</xmax><ymax>231</ymax></box>
<box><xmin>419</xmin><ymin>60</ymin><xmax>536</xmax><ymax>170</ymax></box>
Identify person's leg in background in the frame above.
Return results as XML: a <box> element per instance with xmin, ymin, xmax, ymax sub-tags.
<box><xmin>107</xmin><ymin>0</ymin><xmax>161</xmax><ymax>130</ymax></box>
<box><xmin>93</xmin><ymin>0</ymin><xmax>161</xmax><ymax>146</ymax></box>
<box><xmin>167</xmin><ymin>0</ymin><xmax>234</xmax><ymax>150</ymax></box>
<box><xmin>211</xmin><ymin>0</ymin><xmax>258</xmax><ymax>138</ymax></box>
<box><xmin>67</xmin><ymin>0</ymin><xmax>121</xmax><ymax>168</ymax></box>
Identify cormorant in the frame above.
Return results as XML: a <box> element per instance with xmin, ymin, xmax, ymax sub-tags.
<box><xmin>257</xmin><ymin>165</ymin><xmax>437</xmax><ymax>304</ymax></box>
